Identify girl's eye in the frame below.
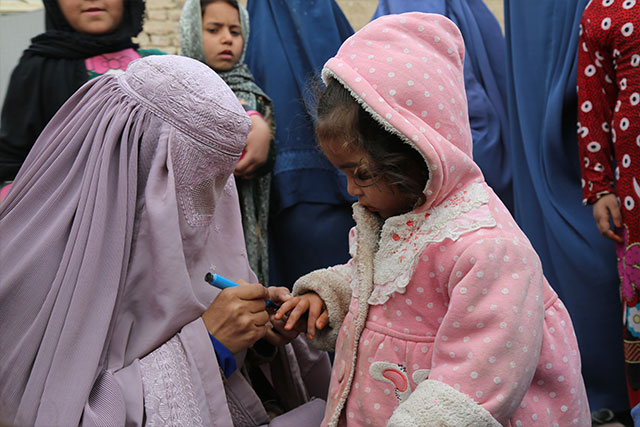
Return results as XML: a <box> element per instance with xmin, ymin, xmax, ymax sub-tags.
<box><xmin>206</xmin><ymin>28</ymin><xmax>218</xmax><ymax>34</ymax></box>
<box><xmin>231</xmin><ymin>31</ymin><xmax>241</xmax><ymax>36</ymax></box>
<box><xmin>353</xmin><ymin>165</ymin><xmax>377</xmax><ymax>187</ymax></box>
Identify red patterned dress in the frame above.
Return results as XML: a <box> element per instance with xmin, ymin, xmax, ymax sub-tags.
<box><xmin>577</xmin><ymin>0</ymin><xmax>640</xmax><ymax>405</ymax></box>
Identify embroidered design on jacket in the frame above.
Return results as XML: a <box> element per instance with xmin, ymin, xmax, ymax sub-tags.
<box><xmin>369</xmin><ymin>183</ymin><xmax>497</xmax><ymax>305</ymax></box>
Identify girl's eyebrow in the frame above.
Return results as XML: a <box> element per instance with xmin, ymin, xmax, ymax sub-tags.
<box><xmin>337</xmin><ymin>161</ymin><xmax>359</xmax><ymax>169</ymax></box>
<box><xmin>203</xmin><ymin>21</ymin><xmax>241</xmax><ymax>30</ymax></box>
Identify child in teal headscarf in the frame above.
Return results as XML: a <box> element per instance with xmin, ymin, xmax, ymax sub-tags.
<box><xmin>180</xmin><ymin>0</ymin><xmax>276</xmax><ymax>284</ymax></box>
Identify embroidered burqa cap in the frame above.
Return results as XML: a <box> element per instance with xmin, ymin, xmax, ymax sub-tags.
<box><xmin>0</xmin><ymin>55</ymin><xmax>253</xmax><ymax>425</ymax></box>
<box><xmin>322</xmin><ymin>12</ymin><xmax>484</xmax><ymax>212</ymax></box>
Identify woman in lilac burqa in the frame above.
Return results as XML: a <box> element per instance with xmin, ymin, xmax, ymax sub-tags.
<box><xmin>0</xmin><ymin>55</ymin><xmax>329</xmax><ymax>426</ymax></box>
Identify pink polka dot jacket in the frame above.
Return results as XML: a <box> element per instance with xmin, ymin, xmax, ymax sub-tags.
<box><xmin>292</xmin><ymin>13</ymin><xmax>591</xmax><ymax>427</ymax></box>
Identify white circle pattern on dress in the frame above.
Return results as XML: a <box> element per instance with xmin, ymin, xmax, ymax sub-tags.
<box><xmin>578</xmin><ymin>0</ymin><xmax>639</xmax><ymax>220</ymax></box>
<box><xmin>625</xmin><ymin>196</ymin><xmax>635</xmax><ymax>210</ymax></box>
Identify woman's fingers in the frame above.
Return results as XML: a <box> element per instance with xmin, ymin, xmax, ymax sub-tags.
<box><xmin>267</xmin><ymin>286</ymin><xmax>293</xmax><ymax>304</ymax></box>
<box><xmin>202</xmin><ymin>284</ymin><xmax>274</xmax><ymax>353</ymax></box>
<box><xmin>264</xmin><ymin>316</ymin><xmax>299</xmax><ymax>346</ymax></box>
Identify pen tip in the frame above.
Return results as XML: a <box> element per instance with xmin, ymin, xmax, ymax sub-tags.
<box><xmin>204</xmin><ymin>272</ymin><xmax>213</xmax><ymax>283</ymax></box>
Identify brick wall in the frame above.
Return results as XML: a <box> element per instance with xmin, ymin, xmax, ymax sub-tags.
<box><xmin>136</xmin><ymin>0</ymin><xmax>186</xmax><ymax>54</ymax></box>
<box><xmin>0</xmin><ymin>1</ymin><xmax>503</xmax><ymax>55</ymax></box>
<box><xmin>137</xmin><ymin>0</ymin><xmax>504</xmax><ymax>53</ymax></box>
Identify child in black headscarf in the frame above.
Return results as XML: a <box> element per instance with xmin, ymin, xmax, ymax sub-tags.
<box><xmin>0</xmin><ymin>0</ymin><xmax>163</xmax><ymax>188</ymax></box>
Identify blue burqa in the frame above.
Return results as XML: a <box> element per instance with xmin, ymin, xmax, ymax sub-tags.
<box><xmin>245</xmin><ymin>0</ymin><xmax>356</xmax><ymax>287</ymax></box>
<box><xmin>505</xmin><ymin>0</ymin><xmax>627</xmax><ymax>412</ymax></box>
<box><xmin>372</xmin><ymin>0</ymin><xmax>513</xmax><ymax>212</ymax></box>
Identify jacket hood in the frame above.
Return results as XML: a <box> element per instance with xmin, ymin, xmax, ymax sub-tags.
<box><xmin>322</xmin><ymin>12</ymin><xmax>484</xmax><ymax>213</ymax></box>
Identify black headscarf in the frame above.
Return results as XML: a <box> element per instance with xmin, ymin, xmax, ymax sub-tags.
<box><xmin>0</xmin><ymin>0</ymin><xmax>145</xmax><ymax>182</ymax></box>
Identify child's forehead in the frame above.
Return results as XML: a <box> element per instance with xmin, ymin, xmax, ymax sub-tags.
<box><xmin>202</xmin><ymin>1</ymin><xmax>241</xmax><ymax>21</ymax></box>
<box><xmin>321</xmin><ymin>137</ymin><xmax>364</xmax><ymax>156</ymax></box>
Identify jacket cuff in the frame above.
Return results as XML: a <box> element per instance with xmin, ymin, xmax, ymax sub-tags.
<box><xmin>388</xmin><ymin>379</ymin><xmax>501</xmax><ymax>427</ymax></box>
<box><xmin>292</xmin><ymin>268</ymin><xmax>352</xmax><ymax>351</ymax></box>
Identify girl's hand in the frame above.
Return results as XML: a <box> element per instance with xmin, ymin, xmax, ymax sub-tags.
<box><xmin>593</xmin><ymin>193</ymin><xmax>624</xmax><ymax>243</ymax></box>
<box><xmin>261</xmin><ymin>286</ymin><xmax>298</xmax><ymax>345</ymax></box>
<box><xmin>234</xmin><ymin>115</ymin><xmax>271</xmax><ymax>178</ymax></box>
<box><xmin>202</xmin><ymin>283</ymin><xmax>271</xmax><ymax>354</ymax></box>
<box><xmin>274</xmin><ymin>292</ymin><xmax>328</xmax><ymax>339</ymax></box>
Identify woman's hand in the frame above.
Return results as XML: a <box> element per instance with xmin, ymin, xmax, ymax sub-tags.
<box><xmin>202</xmin><ymin>282</ymin><xmax>270</xmax><ymax>354</ymax></box>
<box><xmin>234</xmin><ymin>114</ymin><xmax>271</xmax><ymax>178</ymax></box>
<box><xmin>275</xmin><ymin>292</ymin><xmax>328</xmax><ymax>339</ymax></box>
<box><xmin>593</xmin><ymin>193</ymin><xmax>624</xmax><ymax>243</ymax></box>
<box><xmin>261</xmin><ymin>286</ymin><xmax>299</xmax><ymax>345</ymax></box>
<box><xmin>264</xmin><ymin>316</ymin><xmax>300</xmax><ymax>346</ymax></box>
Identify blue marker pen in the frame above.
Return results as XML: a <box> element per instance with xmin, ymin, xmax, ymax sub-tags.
<box><xmin>204</xmin><ymin>272</ymin><xmax>279</xmax><ymax>309</ymax></box>
<box><xmin>205</xmin><ymin>272</ymin><xmax>239</xmax><ymax>289</ymax></box>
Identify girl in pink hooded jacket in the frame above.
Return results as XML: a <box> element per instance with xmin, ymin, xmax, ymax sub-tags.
<box><xmin>275</xmin><ymin>12</ymin><xmax>590</xmax><ymax>427</ymax></box>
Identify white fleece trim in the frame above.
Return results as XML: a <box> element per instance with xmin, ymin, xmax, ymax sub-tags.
<box><xmin>321</xmin><ymin>68</ymin><xmax>432</xmax><ymax>193</ymax></box>
<box><xmin>387</xmin><ymin>379</ymin><xmax>500</xmax><ymax>427</ymax></box>
<box><xmin>325</xmin><ymin>198</ymin><xmax>381</xmax><ymax>427</ymax></box>
<box><xmin>366</xmin><ymin>183</ymin><xmax>495</xmax><ymax>305</ymax></box>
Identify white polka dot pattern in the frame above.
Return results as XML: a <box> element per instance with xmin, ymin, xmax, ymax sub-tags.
<box><xmin>306</xmin><ymin>11</ymin><xmax>591</xmax><ymax>427</ymax></box>
<box><xmin>322</xmin><ymin>12</ymin><xmax>482</xmax><ymax>213</ymax></box>
<box><xmin>323</xmin><ymin>194</ymin><xmax>589</xmax><ymax>426</ymax></box>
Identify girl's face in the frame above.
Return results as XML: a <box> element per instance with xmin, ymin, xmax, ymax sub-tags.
<box><xmin>58</xmin><ymin>0</ymin><xmax>123</xmax><ymax>35</ymax></box>
<box><xmin>322</xmin><ymin>141</ymin><xmax>412</xmax><ymax>219</ymax></box>
<box><xmin>202</xmin><ymin>1</ymin><xmax>243</xmax><ymax>72</ymax></box>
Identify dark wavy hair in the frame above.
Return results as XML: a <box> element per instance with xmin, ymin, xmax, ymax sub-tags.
<box><xmin>200</xmin><ymin>0</ymin><xmax>239</xmax><ymax>14</ymax></box>
<box><xmin>316</xmin><ymin>78</ymin><xmax>429</xmax><ymax>210</ymax></box>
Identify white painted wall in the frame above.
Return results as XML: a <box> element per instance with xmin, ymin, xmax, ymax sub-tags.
<box><xmin>0</xmin><ymin>9</ymin><xmax>45</xmax><ymax>103</ymax></box>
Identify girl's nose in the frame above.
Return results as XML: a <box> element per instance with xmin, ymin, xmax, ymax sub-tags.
<box><xmin>346</xmin><ymin>177</ymin><xmax>364</xmax><ymax>197</ymax></box>
<box><xmin>221</xmin><ymin>29</ymin><xmax>233</xmax><ymax>43</ymax></box>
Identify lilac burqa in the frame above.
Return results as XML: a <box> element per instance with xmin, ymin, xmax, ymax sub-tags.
<box><xmin>0</xmin><ymin>55</ymin><xmax>329</xmax><ymax>426</ymax></box>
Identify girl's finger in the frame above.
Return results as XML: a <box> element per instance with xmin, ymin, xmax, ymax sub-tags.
<box><xmin>274</xmin><ymin>298</ymin><xmax>297</xmax><ymax>320</ymax></box>
<box><xmin>316</xmin><ymin>310</ymin><xmax>329</xmax><ymax>330</ymax></box>
<box><xmin>307</xmin><ymin>309</ymin><xmax>318</xmax><ymax>339</ymax></box>
<box><xmin>234</xmin><ymin>158</ymin><xmax>249</xmax><ymax>175</ymax></box>
<box><xmin>285</xmin><ymin>301</ymin><xmax>309</xmax><ymax>331</ymax></box>
<box><xmin>605</xmin><ymin>229</ymin><xmax>624</xmax><ymax>244</ymax></box>
<box><xmin>306</xmin><ymin>298</ymin><xmax>326</xmax><ymax>338</ymax></box>
<box><xmin>610</xmin><ymin>205</ymin><xmax>623</xmax><ymax>228</ymax></box>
